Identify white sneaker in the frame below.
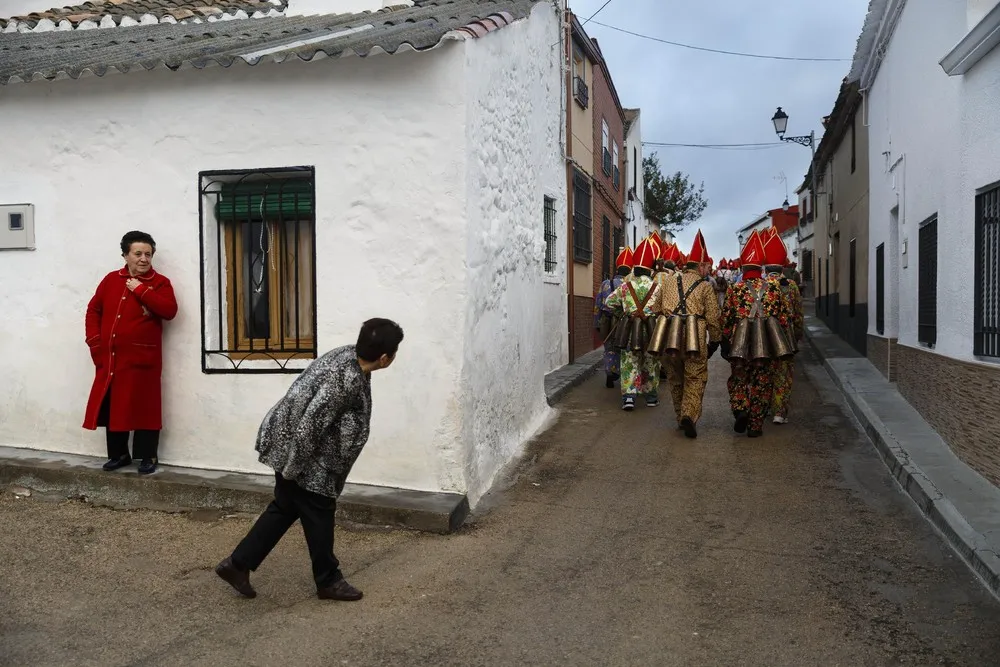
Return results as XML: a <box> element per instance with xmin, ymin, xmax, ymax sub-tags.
<box><xmin>773</xmin><ymin>415</ymin><xmax>788</xmax><ymax>425</ymax></box>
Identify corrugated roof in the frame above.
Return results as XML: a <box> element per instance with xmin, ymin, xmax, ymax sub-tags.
<box><xmin>0</xmin><ymin>0</ymin><xmax>538</xmax><ymax>85</ymax></box>
<box><xmin>0</xmin><ymin>1</ymin><xmax>286</xmax><ymax>31</ymax></box>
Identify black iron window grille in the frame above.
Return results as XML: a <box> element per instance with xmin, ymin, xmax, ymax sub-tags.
<box><xmin>602</xmin><ymin>148</ymin><xmax>612</xmax><ymax>177</ymax></box>
<box><xmin>825</xmin><ymin>258</ymin><xmax>830</xmax><ymax>316</ymax></box>
<box><xmin>612</xmin><ymin>143</ymin><xmax>620</xmax><ymax>190</ymax></box>
<box><xmin>918</xmin><ymin>216</ymin><xmax>938</xmax><ymax>347</ymax></box>
<box><xmin>572</xmin><ymin>169</ymin><xmax>592</xmax><ymax>264</ymax></box>
<box><xmin>573</xmin><ymin>76</ymin><xmax>589</xmax><ymax>109</ymax></box>
<box><xmin>975</xmin><ymin>185</ymin><xmax>1000</xmax><ymax>357</ymax></box>
<box><xmin>198</xmin><ymin>167</ymin><xmax>318</xmax><ymax>373</ymax></box>
<box><xmin>875</xmin><ymin>243</ymin><xmax>885</xmax><ymax>335</ymax></box>
<box><xmin>601</xmin><ymin>216</ymin><xmax>611</xmax><ymax>281</ymax></box>
<box><xmin>543</xmin><ymin>196</ymin><xmax>557</xmax><ymax>273</ymax></box>
<box><xmin>849</xmin><ymin>238</ymin><xmax>857</xmax><ymax>317</ymax></box>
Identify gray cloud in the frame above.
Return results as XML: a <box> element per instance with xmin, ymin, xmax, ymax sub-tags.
<box><xmin>574</xmin><ymin>0</ymin><xmax>869</xmax><ymax>261</ymax></box>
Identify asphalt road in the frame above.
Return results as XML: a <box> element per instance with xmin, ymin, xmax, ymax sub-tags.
<box><xmin>3</xmin><ymin>348</ymin><xmax>1000</xmax><ymax>666</ymax></box>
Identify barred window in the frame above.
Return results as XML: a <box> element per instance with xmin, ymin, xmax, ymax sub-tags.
<box><xmin>543</xmin><ymin>196</ymin><xmax>557</xmax><ymax>273</ymax></box>
<box><xmin>572</xmin><ymin>169</ymin><xmax>592</xmax><ymax>264</ymax></box>
<box><xmin>875</xmin><ymin>243</ymin><xmax>885</xmax><ymax>335</ymax></box>
<box><xmin>975</xmin><ymin>185</ymin><xmax>1000</xmax><ymax>357</ymax></box>
<box><xmin>199</xmin><ymin>167</ymin><xmax>317</xmax><ymax>373</ymax></box>
<box><xmin>918</xmin><ymin>216</ymin><xmax>938</xmax><ymax>347</ymax></box>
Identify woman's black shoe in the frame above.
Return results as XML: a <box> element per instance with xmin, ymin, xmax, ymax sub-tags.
<box><xmin>102</xmin><ymin>455</ymin><xmax>132</xmax><ymax>472</ymax></box>
<box><xmin>605</xmin><ymin>375</ymin><xmax>615</xmax><ymax>388</ymax></box>
<box><xmin>138</xmin><ymin>459</ymin><xmax>158</xmax><ymax>475</ymax></box>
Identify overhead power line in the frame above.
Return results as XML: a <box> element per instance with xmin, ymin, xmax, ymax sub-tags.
<box><xmin>581</xmin><ymin>0</ymin><xmax>615</xmax><ymax>26</ymax></box>
<box><xmin>643</xmin><ymin>141</ymin><xmax>787</xmax><ymax>150</ymax></box>
<box><xmin>588</xmin><ymin>21</ymin><xmax>852</xmax><ymax>62</ymax></box>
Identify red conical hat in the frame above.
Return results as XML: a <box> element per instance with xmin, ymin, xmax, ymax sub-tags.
<box><xmin>664</xmin><ymin>243</ymin><xmax>680</xmax><ymax>263</ymax></box>
<box><xmin>615</xmin><ymin>246</ymin><xmax>634</xmax><ymax>269</ymax></box>
<box><xmin>739</xmin><ymin>230</ymin><xmax>766</xmax><ymax>267</ymax></box>
<box><xmin>677</xmin><ymin>251</ymin><xmax>688</xmax><ymax>266</ymax></box>
<box><xmin>633</xmin><ymin>238</ymin><xmax>657</xmax><ymax>270</ymax></box>
<box><xmin>719</xmin><ymin>258</ymin><xmax>729</xmax><ymax>270</ymax></box>
<box><xmin>687</xmin><ymin>229</ymin><xmax>709</xmax><ymax>264</ymax></box>
<box><xmin>646</xmin><ymin>233</ymin><xmax>663</xmax><ymax>259</ymax></box>
<box><xmin>762</xmin><ymin>229</ymin><xmax>789</xmax><ymax>267</ymax></box>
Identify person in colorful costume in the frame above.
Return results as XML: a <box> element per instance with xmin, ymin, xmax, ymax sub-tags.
<box><xmin>604</xmin><ymin>239</ymin><xmax>661</xmax><ymax>411</ymax></box>
<box><xmin>721</xmin><ymin>230</ymin><xmax>792</xmax><ymax>438</ymax></box>
<box><xmin>761</xmin><ymin>230</ymin><xmax>804</xmax><ymax>424</ymax></box>
<box><xmin>655</xmin><ymin>230</ymin><xmax>722</xmax><ymax>438</ymax></box>
<box><xmin>594</xmin><ymin>246</ymin><xmax>633</xmax><ymax>389</ymax></box>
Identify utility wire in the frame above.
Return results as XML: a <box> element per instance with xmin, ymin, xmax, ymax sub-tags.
<box><xmin>643</xmin><ymin>141</ymin><xmax>787</xmax><ymax>150</ymax></box>
<box><xmin>580</xmin><ymin>0</ymin><xmax>614</xmax><ymax>26</ymax></box>
<box><xmin>588</xmin><ymin>20</ymin><xmax>852</xmax><ymax>62</ymax></box>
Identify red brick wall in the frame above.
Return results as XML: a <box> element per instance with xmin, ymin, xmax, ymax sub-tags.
<box><xmin>590</xmin><ymin>59</ymin><xmax>625</xmax><ymax>297</ymax></box>
<box><xmin>573</xmin><ymin>296</ymin><xmax>596</xmax><ymax>360</ymax></box>
<box><xmin>895</xmin><ymin>344</ymin><xmax>1000</xmax><ymax>486</ymax></box>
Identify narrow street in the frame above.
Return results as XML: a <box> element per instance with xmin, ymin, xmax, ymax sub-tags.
<box><xmin>3</xmin><ymin>347</ymin><xmax>1000</xmax><ymax>667</ymax></box>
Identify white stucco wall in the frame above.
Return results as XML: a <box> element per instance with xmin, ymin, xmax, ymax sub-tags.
<box><xmin>459</xmin><ymin>2</ymin><xmax>564</xmax><ymax>504</ymax></box>
<box><xmin>865</xmin><ymin>0</ymin><xmax>1000</xmax><ymax>364</ymax></box>
<box><xmin>624</xmin><ymin>112</ymin><xmax>644</xmax><ymax>250</ymax></box>
<box><xmin>0</xmin><ymin>47</ymin><xmax>472</xmax><ymax>495</ymax></box>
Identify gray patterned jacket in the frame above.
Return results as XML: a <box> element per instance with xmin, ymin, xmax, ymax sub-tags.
<box><xmin>256</xmin><ymin>345</ymin><xmax>372</xmax><ymax>498</ymax></box>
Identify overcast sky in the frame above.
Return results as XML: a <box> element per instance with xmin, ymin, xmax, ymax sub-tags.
<box><xmin>570</xmin><ymin>0</ymin><xmax>870</xmax><ymax>262</ymax></box>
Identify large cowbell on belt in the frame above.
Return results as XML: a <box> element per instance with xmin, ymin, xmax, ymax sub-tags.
<box><xmin>730</xmin><ymin>284</ymin><xmax>794</xmax><ymax>363</ymax></box>
<box><xmin>647</xmin><ymin>274</ymin><xmax>706</xmax><ymax>357</ymax></box>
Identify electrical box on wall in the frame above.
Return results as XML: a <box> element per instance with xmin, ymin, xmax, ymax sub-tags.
<box><xmin>0</xmin><ymin>204</ymin><xmax>35</xmax><ymax>250</ymax></box>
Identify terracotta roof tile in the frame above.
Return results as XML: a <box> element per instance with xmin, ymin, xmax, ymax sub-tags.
<box><xmin>0</xmin><ymin>0</ymin><xmax>543</xmax><ymax>85</ymax></box>
<box><xmin>0</xmin><ymin>1</ymin><xmax>286</xmax><ymax>30</ymax></box>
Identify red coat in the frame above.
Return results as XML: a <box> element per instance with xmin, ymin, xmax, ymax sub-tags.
<box><xmin>83</xmin><ymin>267</ymin><xmax>178</xmax><ymax>432</ymax></box>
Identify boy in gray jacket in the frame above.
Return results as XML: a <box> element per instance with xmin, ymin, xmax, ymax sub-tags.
<box><xmin>216</xmin><ymin>318</ymin><xmax>404</xmax><ymax>601</ymax></box>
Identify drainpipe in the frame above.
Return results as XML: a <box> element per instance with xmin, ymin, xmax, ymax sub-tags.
<box><xmin>564</xmin><ymin>10</ymin><xmax>575</xmax><ymax>361</ymax></box>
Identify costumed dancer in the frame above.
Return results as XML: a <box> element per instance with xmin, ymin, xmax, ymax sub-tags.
<box><xmin>762</xmin><ymin>232</ymin><xmax>804</xmax><ymax>424</ymax></box>
<box><xmin>654</xmin><ymin>230</ymin><xmax>722</xmax><ymax>438</ymax></box>
<box><xmin>604</xmin><ymin>239</ymin><xmax>661</xmax><ymax>411</ymax></box>
<box><xmin>595</xmin><ymin>246</ymin><xmax>633</xmax><ymax>389</ymax></box>
<box><xmin>721</xmin><ymin>230</ymin><xmax>793</xmax><ymax>438</ymax></box>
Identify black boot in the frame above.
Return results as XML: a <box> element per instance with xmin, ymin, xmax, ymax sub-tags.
<box><xmin>680</xmin><ymin>417</ymin><xmax>697</xmax><ymax>439</ymax></box>
<box><xmin>138</xmin><ymin>458</ymin><xmax>158</xmax><ymax>475</ymax></box>
<box><xmin>102</xmin><ymin>454</ymin><xmax>132</xmax><ymax>472</ymax></box>
<box><xmin>605</xmin><ymin>374</ymin><xmax>615</xmax><ymax>389</ymax></box>
<box><xmin>747</xmin><ymin>429</ymin><xmax>763</xmax><ymax>438</ymax></box>
<box><xmin>733</xmin><ymin>411</ymin><xmax>749</xmax><ymax>434</ymax></box>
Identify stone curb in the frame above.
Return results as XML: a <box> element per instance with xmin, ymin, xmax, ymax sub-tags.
<box><xmin>0</xmin><ymin>447</ymin><xmax>468</xmax><ymax>534</ymax></box>
<box><xmin>544</xmin><ymin>349</ymin><xmax>603</xmax><ymax>406</ymax></box>
<box><xmin>802</xmin><ymin>329</ymin><xmax>1000</xmax><ymax>597</ymax></box>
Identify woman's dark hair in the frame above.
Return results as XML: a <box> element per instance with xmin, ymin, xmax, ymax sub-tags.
<box><xmin>616</xmin><ymin>266</ymin><xmax>631</xmax><ymax>277</ymax></box>
<box><xmin>121</xmin><ymin>231</ymin><xmax>156</xmax><ymax>255</ymax></box>
<box><xmin>356</xmin><ymin>318</ymin><xmax>404</xmax><ymax>362</ymax></box>
<box><xmin>633</xmin><ymin>267</ymin><xmax>651</xmax><ymax>278</ymax></box>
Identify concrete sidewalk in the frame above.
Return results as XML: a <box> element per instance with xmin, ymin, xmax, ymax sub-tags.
<box><xmin>803</xmin><ymin>310</ymin><xmax>1000</xmax><ymax>597</ymax></box>
<box><xmin>0</xmin><ymin>349</ymin><xmax>602</xmax><ymax>534</ymax></box>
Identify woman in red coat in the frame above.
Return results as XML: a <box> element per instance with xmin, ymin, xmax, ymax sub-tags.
<box><xmin>83</xmin><ymin>231</ymin><xmax>178</xmax><ymax>475</ymax></box>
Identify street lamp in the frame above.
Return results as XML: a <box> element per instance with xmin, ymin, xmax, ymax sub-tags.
<box><xmin>782</xmin><ymin>198</ymin><xmax>790</xmax><ymax>212</ymax></box>
<box><xmin>738</xmin><ymin>233</ymin><xmax>745</xmax><ymax>246</ymax></box>
<box><xmin>771</xmin><ymin>106</ymin><xmax>817</xmax><ymax>263</ymax></box>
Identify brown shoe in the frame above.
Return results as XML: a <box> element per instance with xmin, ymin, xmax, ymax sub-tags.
<box><xmin>317</xmin><ymin>578</ymin><xmax>363</xmax><ymax>601</ymax></box>
<box><xmin>215</xmin><ymin>557</ymin><xmax>256</xmax><ymax>598</ymax></box>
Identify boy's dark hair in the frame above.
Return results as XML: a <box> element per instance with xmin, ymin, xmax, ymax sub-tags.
<box><xmin>633</xmin><ymin>267</ymin><xmax>652</xmax><ymax>278</ymax></box>
<box><xmin>121</xmin><ymin>231</ymin><xmax>156</xmax><ymax>255</ymax></box>
<box><xmin>356</xmin><ymin>318</ymin><xmax>404</xmax><ymax>362</ymax></box>
<box><xmin>616</xmin><ymin>266</ymin><xmax>631</xmax><ymax>277</ymax></box>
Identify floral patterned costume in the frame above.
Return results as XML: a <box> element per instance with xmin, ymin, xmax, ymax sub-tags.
<box><xmin>771</xmin><ymin>277</ymin><xmax>804</xmax><ymax>419</ymax></box>
<box><xmin>595</xmin><ymin>276</ymin><xmax>626</xmax><ymax>379</ymax></box>
<box><xmin>722</xmin><ymin>276</ymin><xmax>792</xmax><ymax>433</ymax></box>
<box><xmin>604</xmin><ymin>275</ymin><xmax>660</xmax><ymax>401</ymax></box>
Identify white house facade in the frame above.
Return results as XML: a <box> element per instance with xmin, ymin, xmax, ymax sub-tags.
<box><xmin>622</xmin><ymin>108</ymin><xmax>645</xmax><ymax>249</ymax></box>
<box><xmin>854</xmin><ymin>0</ymin><xmax>1000</xmax><ymax>485</ymax></box>
<box><xmin>0</xmin><ymin>0</ymin><xmax>566</xmax><ymax>507</ymax></box>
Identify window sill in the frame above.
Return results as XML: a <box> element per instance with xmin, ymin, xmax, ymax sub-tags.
<box><xmin>543</xmin><ymin>275</ymin><xmax>563</xmax><ymax>285</ymax></box>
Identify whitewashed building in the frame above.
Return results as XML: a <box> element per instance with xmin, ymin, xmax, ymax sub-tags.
<box><xmin>0</xmin><ymin>0</ymin><xmax>566</xmax><ymax>507</ymax></box>
<box><xmin>854</xmin><ymin>0</ymin><xmax>1000</xmax><ymax>485</ymax></box>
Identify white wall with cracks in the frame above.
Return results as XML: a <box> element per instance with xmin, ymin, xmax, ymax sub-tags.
<box><xmin>0</xmin><ymin>5</ymin><xmax>566</xmax><ymax>508</ymax></box>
